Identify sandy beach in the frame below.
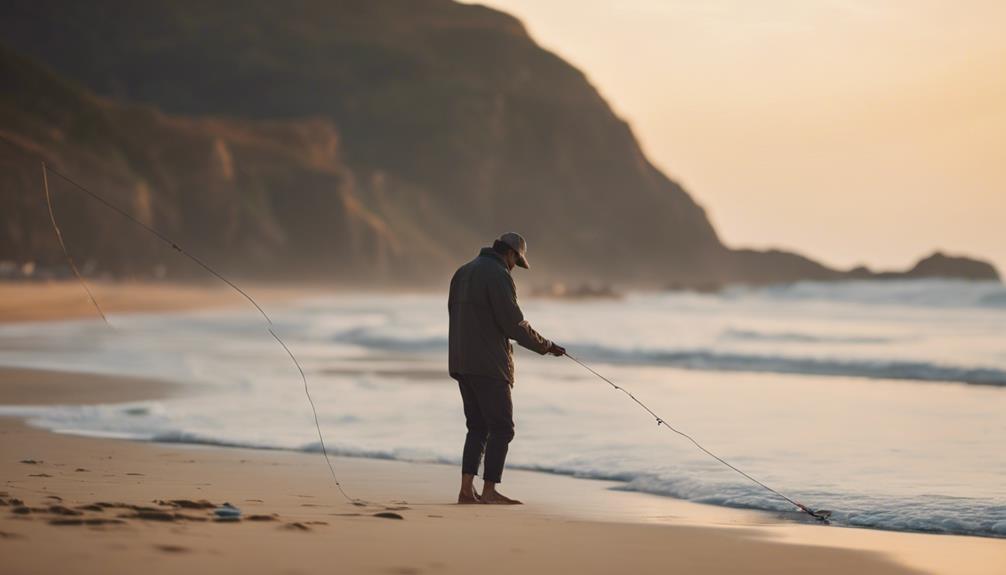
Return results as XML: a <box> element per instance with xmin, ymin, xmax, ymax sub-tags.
<box><xmin>1</xmin><ymin>283</ymin><xmax>1004</xmax><ymax>574</ymax></box>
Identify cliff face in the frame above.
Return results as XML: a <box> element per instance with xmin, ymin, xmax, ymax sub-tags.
<box><xmin>0</xmin><ymin>1</ymin><xmax>999</xmax><ymax>285</ymax></box>
<box><xmin>0</xmin><ymin>46</ymin><xmax>409</xmax><ymax>283</ymax></box>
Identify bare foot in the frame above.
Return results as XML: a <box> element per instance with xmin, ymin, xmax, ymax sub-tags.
<box><xmin>457</xmin><ymin>489</ymin><xmax>481</xmax><ymax>504</ymax></box>
<box><xmin>479</xmin><ymin>490</ymin><xmax>522</xmax><ymax>505</ymax></box>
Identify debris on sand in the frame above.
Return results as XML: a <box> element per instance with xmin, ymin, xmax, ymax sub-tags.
<box><xmin>213</xmin><ymin>503</ymin><xmax>241</xmax><ymax>520</ymax></box>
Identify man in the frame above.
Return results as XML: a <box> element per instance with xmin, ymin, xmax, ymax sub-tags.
<box><xmin>448</xmin><ymin>232</ymin><xmax>565</xmax><ymax>505</ymax></box>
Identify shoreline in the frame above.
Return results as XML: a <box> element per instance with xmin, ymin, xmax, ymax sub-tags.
<box><xmin>2</xmin><ymin>367</ymin><xmax>1004</xmax><ymax>574</ymax></box>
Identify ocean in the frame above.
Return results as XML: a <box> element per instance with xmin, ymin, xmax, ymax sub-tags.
<box><xmin>1</xmin><ymin>279</ymin><xmax>1004</xmax><ymax>537</ymax></box>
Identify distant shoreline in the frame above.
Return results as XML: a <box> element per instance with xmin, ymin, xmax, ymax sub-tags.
<box><xmin>0</xmin><ymin>281</ymin><xmax>316</xmax><ymax>323</ymax></box>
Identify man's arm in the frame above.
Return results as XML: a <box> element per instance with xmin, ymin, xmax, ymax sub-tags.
<box><xmin>486</xmin><ymin>270</ymin><xmax>552</xmax><ymax>354</ymax></box>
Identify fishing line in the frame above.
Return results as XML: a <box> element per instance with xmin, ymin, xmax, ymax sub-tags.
<box><xmin>564</xmin><ymin>351</ymin><xmax>831</xmax><ymax>522</ymax></box>
<box><xmin>40</xmin><ymin>162</ymin><xmax>109</xmax><ymax>324</ymax></box>
<box><xmin>0</xmin><ymin>137</ymin><xmax>365</xmax><ymax>506</ymax></box>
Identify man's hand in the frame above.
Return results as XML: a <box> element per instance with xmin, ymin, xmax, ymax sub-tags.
<box><xmin>547</xmin><ymin>342</ymin><xmax>566</xmax><ymax>357</ymax></box>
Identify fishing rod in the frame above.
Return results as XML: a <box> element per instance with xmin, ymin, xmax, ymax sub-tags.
<box><xmin>0</xmin><ymin>134</ymin><xmax>364</xmax><ymax>506</ymax></box>
<box><xmin>564</xmin><ymin>352</ymin><xmax>832</xmax><ymax>522</ymax></box>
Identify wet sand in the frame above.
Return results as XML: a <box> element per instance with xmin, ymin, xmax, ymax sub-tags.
<box><xmin>0</xmin><ymin>281</ymin><xmax>308</xmax><ymax>323</ymax></box>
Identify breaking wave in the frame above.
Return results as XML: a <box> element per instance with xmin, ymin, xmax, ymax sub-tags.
<box><xmin>574</xmin><ymin>345</ymin><xmax>1006</xmax><ymax>387</ymax></box>
<box><xmin>720</xmin><ymin>328</ymin><xmax>892</xmax><ymax>344</ymax></box>
<box><xmin>723</xmin><ymin>279</ymin><xmax>1006</xmax><ymax>309</ymax></box>
<box><xmin>334</xmin><ymin>328</ymin><xmax>1006</xmax><ymax>386</ymax></box>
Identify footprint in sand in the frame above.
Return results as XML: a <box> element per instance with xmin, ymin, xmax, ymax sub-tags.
<box><xmin>386</xmin><ymin>567</ymin><xmax>422</xmax><ymax>575</ymax></box>
<box><xmin>373</xmin><ymin>512</ymin><xmax>404</xmax><ymax>520</ymax></box>
<box><xmin>155</xmin><ymin>499</ymin><xmax>216</xmax><ymax>510</ymax></box>
<box><xmin>154</xmin><ymin>544</ymin><xmax>189</xmax><ymax>553</ymax></box>
<box><xmin>50</xmin><ymin>518</ymin><xmax>126</xmax><ymax>526</ymax></box>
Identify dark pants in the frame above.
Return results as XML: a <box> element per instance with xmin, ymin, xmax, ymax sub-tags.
<box><xmin>457</xmin><ymin>374</ymin><xmax>514</xmax><ymax>484</ymax></box>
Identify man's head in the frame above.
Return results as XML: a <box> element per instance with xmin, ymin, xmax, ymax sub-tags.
<box><xmin>492</xmin><ymin>232</ymin><xmax>529</xmax><ymax>271</ymax></box>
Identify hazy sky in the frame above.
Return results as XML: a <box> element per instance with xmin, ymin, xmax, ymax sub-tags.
<box><xmin>479</xmin><ymin>0</ymin><xmax>1006</xmax><ymax>274</ymax></box>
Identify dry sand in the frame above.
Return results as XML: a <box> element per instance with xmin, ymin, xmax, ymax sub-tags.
<box><xmin>1</xmin><ymin>283</ymin><xmax>1004</xmax><ymax>574</ymax></box>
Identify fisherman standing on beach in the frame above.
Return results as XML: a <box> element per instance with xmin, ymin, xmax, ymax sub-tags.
<box><xmin>448</xmin><ymin>232</ymin><xmax>566</xmax><ymax>504</ymax></box>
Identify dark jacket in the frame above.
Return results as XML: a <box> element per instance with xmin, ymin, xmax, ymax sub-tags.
<box><xmin>448</xmin><ymin>247</ymin><xmax>552</xmax><ymax>383</ymax></box>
